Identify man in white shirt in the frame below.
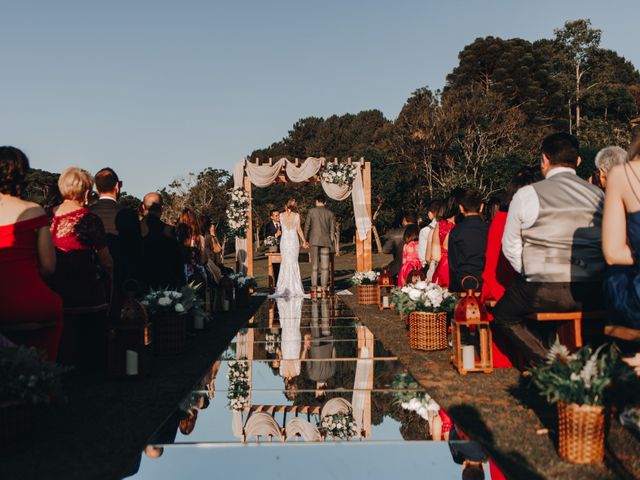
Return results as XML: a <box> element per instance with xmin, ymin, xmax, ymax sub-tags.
<box><xmin>493</xmin><ymin>133</ymin><xmax>605</xmax><ymax>368</ymax></box>
<box><xmin>418</xmin><ymin>201</ymin><xmax>440</xmax><ymax>281</ymax></box>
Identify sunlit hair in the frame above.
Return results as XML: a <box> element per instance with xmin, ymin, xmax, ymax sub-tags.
<box><xmin>0</xmin><ymin>146</ymin><xmax>30</xmax><ymax>196</ymax></box>
<box><xmin>285</xmin><ymin>198</ymin><xmax>297</xmax><ymax>212</ymax></box>
<box><xmin>178</xmin><ymin>208</ymin><xmax>201</xmax><ymax>240</ymax></box>
<box><xmin>595</xmin><ymin>146</ymin><xmax>627</xmax><ymax>172</ymax></box>
<box><xmin>58</xmin><ymin>167</ymin><xmax>93</xmax><ymax>202</ymax></box>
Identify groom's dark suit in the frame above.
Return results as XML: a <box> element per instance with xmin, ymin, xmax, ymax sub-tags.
<box><xmin>304</xmin><ymin>205</ymin><xmax>335</xmax><ymax>288</ymax></box>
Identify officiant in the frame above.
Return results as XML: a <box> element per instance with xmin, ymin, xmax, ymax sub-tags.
<box><xmin>265</xmin><ymin>209</ymin><xmax>282</xmax><ymax>280</ymax></box>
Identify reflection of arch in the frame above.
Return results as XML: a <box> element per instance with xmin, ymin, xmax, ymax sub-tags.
<box><xmin>320</xmin><ymin>398</ymin><xmax>353</xmax><ymax>418</ymax></box>
<box><xmin>285</xmin><ymin>417</ymin><xmax>322</xmax><ymax>442</ymax></box>
<box><xmin>243</xmin><ymin>412</ymin><xmax>283</xmax><ymax>442</ymax></box>
<box><xmin>232</xmin><ymin>157</ymin><xmax>372</xmax><ymax>275</ymax></box>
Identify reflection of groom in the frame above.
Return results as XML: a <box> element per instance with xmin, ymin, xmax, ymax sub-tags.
<box><xmin>303</xmin><ymin>194</ymin><xmax>335</xmax><ymax>291</ymax></box>
<box><xmin>265</xmin><ymin>209</ymin><xmax>281</xmax><ymax>281</ymax></box>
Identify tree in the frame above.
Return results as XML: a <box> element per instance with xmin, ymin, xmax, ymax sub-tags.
<box><xmin>554</xmin><ymin>19</ymin><xmax>602</xmax><ymax>135</ymax></box>
<box><xmin>24</xmin><ymin>168</ymin><xmax>60</xmax><ymax>209</ymax></box>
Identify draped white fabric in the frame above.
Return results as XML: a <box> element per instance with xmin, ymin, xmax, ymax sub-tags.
<box><xmin>285</xmin><ymin>417</ymin><xmax>322</xmax><ymax>442</ymax></box>
<box><xmin>243</xmin><ymin>412</ymin><xmax>283</xmax><ymax>441</ymax></box>
<box><xmin>351</xmin><ymin>345</ymin><xmax>373</xmax><ymax>437</ymax></box>
<box><xmin>233</xmin><ymin>157</ymin><xmax>372</xmax><ymax>273</ymax></box>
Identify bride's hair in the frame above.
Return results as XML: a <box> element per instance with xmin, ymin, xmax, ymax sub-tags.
<box><xmin>285</xmin><ymin>198</ymin><xmax>297</xmax><ymax>212</ymax></box>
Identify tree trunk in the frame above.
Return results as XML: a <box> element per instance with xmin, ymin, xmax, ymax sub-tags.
<box><xmin>372</xmin><ymin>225</ymin><xmax>383</xmax><ymax>253</ymax></box>
<box><xmin>568</xmin><ymin>99</ymin><xmax>573</xmax><ymax>135</ymax></box>
<box><xmin>575</xmin><ymin>63</ymin><xmax>581</xmax><ymax>135</ymax></box>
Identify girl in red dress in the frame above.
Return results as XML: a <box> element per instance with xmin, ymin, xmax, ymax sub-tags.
<box><xmin>397</xmin><ymin>225</ymin><xmax>422</xmax><ymax>286</ymax></box>
<box><xmin>430</xmin><ymin>196</ymin><xmax>458</xmax><ymax>288</ymax></box>
<box><xmin>0</xmin><ymin>147</ymin><xmax>63</xmax><ymax>360</ymax></box>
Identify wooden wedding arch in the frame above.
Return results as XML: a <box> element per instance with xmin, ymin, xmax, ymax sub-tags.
<box><xmin>239</xmin><ymin>157</ymin><xmax>373</xmax><ymax>276</ymax></box>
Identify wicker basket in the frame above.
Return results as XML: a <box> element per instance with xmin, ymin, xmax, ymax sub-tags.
<box><xmin>152</xmin><ymin>313</ymin><xmax>187</xmax><ymax>355</ymax></box>
<box><xmin>357</xmin><ymin>284</ymin><xmax>380</xmax><ymax>305</ymax></box>
<box><xmin>409</xmin><ymin>311</ymin><xmax>448</xmax><ymax>351</ymax></box>
<box><xmin>557</xmin><ymin>402</ymin><xmax>605</xmax><ymax>464</ymax></box>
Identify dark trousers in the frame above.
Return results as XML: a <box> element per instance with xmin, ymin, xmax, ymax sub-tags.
<box><xmin>492</xmin><ymin>278</ymin><xmax>602</xmax><ymax>367</ymax></box>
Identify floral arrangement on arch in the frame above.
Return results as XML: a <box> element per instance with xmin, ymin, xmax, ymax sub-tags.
<box><xmin>226</xmin><ymin>360</ymin><xmax>250</xmax><ymax>411</ymax></box>
<box><xmin>226</xmin><ymin>187</ymin><xmax>249</xmax><ymax>239</ymax></box>
<box><xmin>264</xmin><ymin>235</ymin><xmax>279</xmax><ymax>248</ymax></box>
<box><xmin>391</xmin><ymin>281</ymin><xmax>457</xmax><ymax>316</ymax></box>
<box><xmin>320</xmin><ymin>162</ymin><xmax>356</xmax><ymax>187</ymax></box>
<box><xmin>350</xmin><ymin>270</ymin><xmax>380</xmax><ymax>286</ymax></box>
<box><xmin>319</xmin><ymin>411</ymin><xmax>359</xmax><ymax>439</ymax></box>
<box><xmin>228</xmin><ymin>273</ymin><xmax>258</xmax><ymax>289</ymax></box>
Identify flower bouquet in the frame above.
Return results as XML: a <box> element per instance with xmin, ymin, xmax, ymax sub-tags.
<box><xmin>391</xmin><ymin>373</ymin><xmax>440</xmax><ymax>421</ymax></box>
<box><xmin>226</xmin><ymin>187</ymin><xmax>249</xmax><ymax>239</ymax></box>
<box><xmin>392</xmin><ymin>282</ymin><xmax>456</xmax><ymax>351</ymax></box>
<box><xmin>529</xmin><ymin>341</ymin><xmax>621</xmax><ymax>464</ymax></box>
<box><xmin>319</xmin><ymin>411</ymin><xmax>359</xmax><ymax>440</ymax></box>
<box><xmin>320</xmin><ymin>162</ymin><xmax>356</xmax><ymax>187</ymax></box>
<box><xmin>226</xmin><ymin>360</ymin><xmax>250</xmax><ymax>411</ymax></box>
<box><xmin>265</xmin><ymin>332</ymin><xmax>281</xmax><ymax>355</ymax></box>
<box><xmin>352</xmin><ymin>271</ymin><xmax>380</xmax><ymax>305</ymax></box>
<box><xmin>264</xmin><ymin>235</ymin><xmax>279</xmax><ymax>252</ymax></box>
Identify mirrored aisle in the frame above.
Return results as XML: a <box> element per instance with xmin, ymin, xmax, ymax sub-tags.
<box><xmin>128</xmin><ymin>296</ymin><xmax>495</xmax><ymax>480</ymax></box>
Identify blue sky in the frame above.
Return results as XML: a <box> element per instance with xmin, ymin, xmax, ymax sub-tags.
<box><xmin>2</xmin><ymin>0</ymin><xmax>638</xmax><ymax>197</ymax></box>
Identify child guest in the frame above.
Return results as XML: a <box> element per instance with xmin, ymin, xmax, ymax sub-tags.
<box><xmin>397</xmin><ymin>224</ymin><xmax>422</xmax><ymax>286</ymax></box>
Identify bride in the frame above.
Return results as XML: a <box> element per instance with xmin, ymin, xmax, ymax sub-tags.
<box><xmin>271</xmin><ymin>199</ymin><xmax>308</xmax><ymax>297</ymax></box>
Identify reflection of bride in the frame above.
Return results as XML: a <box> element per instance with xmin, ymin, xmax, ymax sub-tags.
<box><xmin>270</xmin><ymin>199</ymin><xmax>308</xmax><ymax>298</ymax></box>
<box><xmin>276</xmin><ymin>297</ymin><xmax>309</xmax><ymax>385</ymax></box>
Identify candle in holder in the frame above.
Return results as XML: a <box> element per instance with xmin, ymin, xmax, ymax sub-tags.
<box><xmin>462</xmin><ymin>345</ymin><xmax>475</xmax><ymax>370</ymax></box>
<box><xmin>125</xmin><ymin>349</ymin><xmax>139</xmax><ymax>376</ymax></box>
<box><xmin>382</xmin><ymin>296</ymin><xmax>390</xmax><ymax>308</ymax></box>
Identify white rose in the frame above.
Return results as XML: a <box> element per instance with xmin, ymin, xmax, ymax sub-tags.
<box><xmin>414</xmin><ymin>281</ymin><xmax>428</xmax><ymax>290</ymax></box>
<box><xmin>158</xmin><ymin>297</ymin><xmax>171</xmax><ymax>306</ymax></box>
<box><xmin>175</xmin><ymin>303</ymin><xmax>185</xmax><ymax>313</ymax></box>
<box><xmin>408</xmin><ymin>398</ymin><xmax>422</xmax><ymax>410</ymax></box>
<box><xmin>401</xmin><ymin>402</ymin><xmax>410</xmax><ymax>409</ymax></box>
<box><xmin>408</xmin><ymin>289</ymin><xmax>422</xmax><ymax>302</ymax></box>
<box><xmin>417</xmin><ymin>406</ymin><xmax>429</xmax><ymax>419</ymax></box>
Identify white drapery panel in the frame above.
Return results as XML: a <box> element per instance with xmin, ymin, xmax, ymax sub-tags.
<box><xmin>233</xmin><ymin>157</ymin><xmax>372</xmax><ymax>273</ymax></box>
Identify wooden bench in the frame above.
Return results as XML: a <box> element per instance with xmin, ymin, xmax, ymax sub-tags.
<box><xmin>526</xmin><ymin>311</ymin><xmax>607</xmax><ymax>350</ymax></box>
<box><xmin>604</xmin><ymin>325</ymin><xmax>640</xmax><ymax>343</ymax></box>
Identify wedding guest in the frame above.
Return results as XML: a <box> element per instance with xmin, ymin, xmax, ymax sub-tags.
<box><xmin>383</xmin><ymin>210</ymin><xmax>417</xmax><ymax>280</ymax></box>
<box><xmin>140</xmin><ymin>192</ymin><xmax>174</xmax><ymax>238</ymax></box>
<box><xmin>481</xmin><ymin>167</ymin><xmax>537</xmax><ymax>302</ymax></box>
<box><xmin>265</xmin><ymin>209</ymin><xmax>282</xmax><ymax>243</ymax></box>
<box><xmin>49</xmin><ymin>167</ymin><xmax>113</xmax><ymax>307</ymax></box>
<box><xmin>418</xmin><ymin>200</ymin><xmax>440</xmax><ymax>281</ymax></box>
<box><xmin>111</xmin><ymin>208</ymin><xmax>145</xmax><ymax>297</ymax></box>
<box><xmin>595</xmin><ymin>145</ymin><xmax>628</xmax><ymax>190</ymax></box>
<box><xmin>0</xmin><ymin>146</ymin><xmax>63</xmax><ymax>360</ymax></box>
<box><xmin>177</xmin><ymin>208</ymin><xmax>206</xmax><ymax>284</ymax></box>
<box><xmin>202</xmin><ymin>217</ymin><xmax>225</xmax><ymax>284</ymax></box>
<box><xmin>397</xmin><ymin>224</ymin><xmax>422</xmax><ymax>286</ymax></box>
<box><xmin>142</xmin><ymin>206</ymin><xmax>184</xmax><ymax>289</ymax></box>
<box><xmin>494</xmin><ymin>133</ymin><xmax>605</xmax><ymax>367</ymax></box>
<box><xmin>431</xmin><ymin>195</ymin><xmax>458</xmax><ymax>288</ymax></box>
<box><xmin>448</xmin><ymin>190</ymin><xmax>489</xmax><ymax>292</ymax></box>
<box><xmin>602</xmin><ymin>137</ymin><xmax>640</xmax><ymax>328</ymax></box>
<box><xmin>88</xmin><ymin>167</ymin><xmax>123</xmax><ymax>242</ymax></box>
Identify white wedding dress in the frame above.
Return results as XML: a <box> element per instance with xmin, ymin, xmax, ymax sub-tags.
<box><xmin>271</xmin><ymin>212</ymin><xmax>306</xmax><ymax>298</ymax></box>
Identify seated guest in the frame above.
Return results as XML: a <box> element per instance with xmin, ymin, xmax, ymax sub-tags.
<box><xmin>494</xmin><ymin>133</ymin><xmax>605</xmax><ymax>367</ymax></box>
<box><xmin>595</xmin><ymin>145</ymin><xmax>628</xmax><ymax>190</ymax></box>
<box><xmin>448</xmin><ymin>190</ymin><xmax>489</xmax><ymax>292</ymax></box>
<box><xmin>383</xmin><ymin>210</ymin><xmax>416</xmax><ymax>281</ymax></box>
<box><xmin>481</xmin><ymin>167</ymin><xmax>537</xmax><ymax>302</ymax></box>
<box><xmin>143</xmin><ymin>205</ymin><xmax>184</xmax><ymax>289</ymax></box>
<box><xmin>397</xmin><ymin>224</ymin><xmax>421</xmax><ymax>286</ymax></box>
<box><xmin>177</xmin><ymin>208</ymin><xmax>206</xmax><ymax>284</ymax></box>
<box><xmin>88</xmin><ymin>167</ymin><xmax>123</xmax><ymax>248</ymax></box>
<box><xmin>418</xmin><ymin>200</ymin><xmax>440</xmax><ymax>281</ymax></box>
<box><xmin>0</xmin><ymin>146</ymin><xmax>63</xmax><ymax>360</ymax></box>
<box><xmin>140</xmin><ymin>191</ymin><xmax>174</xmax><ymax>239</ymax></box>
<box><xmin>431</xmin><ymin>195</ymin><xmax>458</xmax><ymax>288</ymax></box>
<box><xmin>49</xmin><ymin>167</ymin><xmax>113</xmax><ymax>307</ymax></box>
<box><xmin>602</xmin><ymin>137</ymin><xmax>640</xmax><ymax>328</ymax></box>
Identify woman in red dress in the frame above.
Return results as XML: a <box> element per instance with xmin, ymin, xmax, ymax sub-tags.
<box><xmin>430</xmin><ymin>196</ymin><xmax>458</xmax><ymax>288</ymax></box>
<box><xmin>0</xmin><ymin>147</ymin><xmax>63</xmax><ymax>360</ymax></box>
<box><xmin>481</xmin><ymin>166</ymin><xmax>537</xmax><ymax>367</ymax></box>
<box><xmin>397</xmin><ymin>225</ymin><xmax>422</xmax><ymax>286</ymax></box>
<box><xmin>49</xmin><ymin>167</ymin><xmax>113</xmax><ymax>307</ymax></box>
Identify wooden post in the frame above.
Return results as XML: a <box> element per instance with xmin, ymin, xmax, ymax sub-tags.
<box><xmin>356</xmin><ymin>161</ymin><xmax>373</xmax><ymax>272</ymax></box>
<box><xmin>244</xmin><ymin>174</ymin><xmax>254</xmax><ymax>276</ymax></box>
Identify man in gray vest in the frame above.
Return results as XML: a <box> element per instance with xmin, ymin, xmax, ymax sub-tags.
<box><xmin>304</xmin><ymin>194</ymin><xmax>336</xmax><ymax>292</ymax></box>
<box><xmin>493</xmin><ymin>132</ymin><xmax>605</xmax><ymax>367</ymax></box>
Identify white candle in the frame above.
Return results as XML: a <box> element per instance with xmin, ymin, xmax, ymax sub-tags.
<box><xmin>125</xmin><ymin>349</ymin><xmax>139</xmax><ymax>376</ymax></box>
<box><xmin>223</xmin><ymin>299</ymin><xmax>230</xmax><ymax>311</ymax></box>
<box><xmin>382</xmin><ymin>296</ymin><xmax>390</xmax><ymax>308</ymax></box>
<box><xmin>194</xmin><ymin>316</ymin><xmax>204</xmax><ymax>330</ymax></box>
<box><xmin>462</xmin><ymin>345</ymin><xmax>475</xmax><ymax>370</ymax></box>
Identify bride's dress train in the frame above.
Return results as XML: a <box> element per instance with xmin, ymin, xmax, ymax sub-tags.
<box><xmin>270</xmin><ymin>212</ymin><xmax>306</xmax><ymax>298</ymax></box>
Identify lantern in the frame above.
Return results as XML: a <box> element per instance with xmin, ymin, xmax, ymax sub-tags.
<box><xmin>218</xmin><ymin>275</ymin><xmax>235</xmax><ymax>312</ymax></box>
<box><xmin>378</xmin><ymin>269</ymin><xmax>393</xmax><ymax>310</ymax></box>
<box><xmin>451</xmin><ymin>276</ymin><xmax>493</xmax><ymax>375</ymax></box>
<box><xmin>407</xmin><ymin>266</ymin><xmax>425</xmax><ymax>284</ymax></box>
<box><xmin>107</xmin><ymin>281</ymin><xmax>153</xmax><ymax>378</ymax></box>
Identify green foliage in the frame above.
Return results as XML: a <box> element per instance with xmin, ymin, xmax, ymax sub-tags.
<box><xmin>24</xmin><ymin>168</ymin><xmax>61</xmax><ymax>209</ymax></box>
<box><xmin>529</xmin><ymin>341</ymin><xmax>623</xmax><ymax>406</ymax></box>
<box><xmin>0</xmin><ymin>347</ymin><xmax>69</xmax><ymax>405</ymax></box>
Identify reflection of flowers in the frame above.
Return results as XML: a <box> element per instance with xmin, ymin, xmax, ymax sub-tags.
<box><xmin>265</xmin><ymin>332</ymin><xmax>281</xmax><ymax>354</ymax></box>
<box><xmin>226</xmin><ymin>187</ymin><xmax>250</xmax><ymax>239</ymax></box>
<box><xmin>390</xmin><ymin>372</ymin><xmax>440</xmax><ymax>420</ymax></box>
<box><xmin>226</xmin><ymin>360</ymin><xmax>250</xmax><ymax>411</ymax></box>
<box><xmin>319</xmin><ymin>411</ymin><xmax>358</xmax><ymax>439</ymax></box>
<box><xmin>228</xmin><ymin>273</ymin><xmax>258</xmax><ymax>289</ymax></box>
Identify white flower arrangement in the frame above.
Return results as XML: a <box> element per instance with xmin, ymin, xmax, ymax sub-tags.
<box><xmin>399</xmin><ymin>394</ymin><xmax>441</xmax><ymax>420</ymax></box>
<box><xmin>319</xmin><ymin>411</ymin><xmax>359</xmax><ymax>439</ymax></box>
<box><xmin>228</xmin><ymin>272</ymin><xmax>258</xmax><ymax>289</ymax></box>
<box><xmin>141</xmin><ymin>283</ymin><xmax>207</xmax><ymax>322</ymax></box>
<box><xmin>265</xmin><ymin>332</ymin><xmax>281</xmax><ymax>354</ymax></box>
<box><xmin>350</xmin><ymin>270</ymin><xmax>380</xmax><ymax>286</ymax></box>
<box><xmin>264</xmin><ymin>235</ymin><xmax>279</xmax><ymax>247</ymax></box>
<box><xmin>226</xmin><ymin>360</ymin><xmax>250</xmax><ymax>411</ymax></box>
<box><xmin>391</xmin><ymin>281</ymin><xmax>457</xmax><ymax>315</ymax></box>
<box><xmin>320</xmin><ymin>162</ymin><xmax>356</xmax><ymax>187</ymax></box>
<box><xmin>226</xmin><ymin>187</ymin><xmax>250</xmax><ymax>239</ymax></box>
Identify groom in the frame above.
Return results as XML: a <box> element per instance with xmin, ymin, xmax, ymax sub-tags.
<box><xmin>304</xmin><ymin>194</ymin><xmax>336</xmax><ymax>293</ymax></box>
